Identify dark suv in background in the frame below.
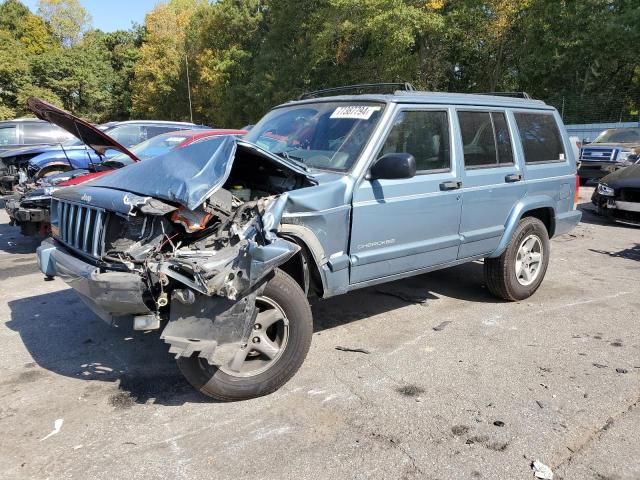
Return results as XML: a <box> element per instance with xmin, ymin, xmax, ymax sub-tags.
<box><xmin>577</xmin><ymin>127</ymin><xmax>640</xmax><ymax>184</ymax></box>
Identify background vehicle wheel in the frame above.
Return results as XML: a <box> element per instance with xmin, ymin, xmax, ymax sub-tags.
<box><xmin>177</xmin><ymin>269</ymin><xmax>313</xmax><ymax>401</ymax></box>
<box><xmin>484</xmin><ymin>217</ymin><xmax>550</xmax><ymax>301</ymax></box>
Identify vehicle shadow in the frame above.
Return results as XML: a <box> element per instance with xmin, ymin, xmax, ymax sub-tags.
<box><xmin>6</xmin><ymin>289</ymin><xmax>211</xmax><ymax>406</ymax></box>
<box><xmin>7</xmin><ymin>261</ymin><xmax>496</xmax><ymax>405</ymax></box>
<box><xmin>588</xmin><ymin>243</ymin><xmax>640</xmax><ymax>262</ymax></box>
<box><xmin>312</xmin><ymin>260</ymin><xmax>499</xmax><ymax>332</ymax></box>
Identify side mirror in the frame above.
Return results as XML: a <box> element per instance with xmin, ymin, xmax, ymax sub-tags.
<box><xmin>369</xmin><ymin>153</ymin><xmax>416</xmax><ymax>180</ymax></box>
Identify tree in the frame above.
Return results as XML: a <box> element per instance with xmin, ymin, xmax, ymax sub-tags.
<box><xmin>131</xmin><ymin>0</ymin><xmax>205</xmax><ymax>120</ymax></box>
<box><xmin>37</xmin><ymin>0</ymin><xmax>91</xmax><ymax>47</ymax></box>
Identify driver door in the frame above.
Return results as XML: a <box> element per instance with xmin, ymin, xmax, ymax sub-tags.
<box><xmin>349</xmin><ymin>107</ymin><xmax>463</xmax><ymax>285</ymax></box>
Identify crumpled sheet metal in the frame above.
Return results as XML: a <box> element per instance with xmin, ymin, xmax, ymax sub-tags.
<box><xmin>89</xmin><ymin>135</ymin><xmax>237</xmax><ymax>211</ymax></box>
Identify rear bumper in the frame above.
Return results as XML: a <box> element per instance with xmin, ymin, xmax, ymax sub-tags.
<box><xmin>37</xmin><ymin>238</ymin><xmax>152</xmax><ymax>324</ymax></box>
<box><xmin>554</xmin><ymin>210</ymin><xmax>582</xmax><ymax>236</ymax></box>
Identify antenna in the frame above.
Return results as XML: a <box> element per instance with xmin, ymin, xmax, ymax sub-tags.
<box><xmin>185</xmin><ymin>54</ymin><xmax>194</xmax><ymax>124</ymax></box>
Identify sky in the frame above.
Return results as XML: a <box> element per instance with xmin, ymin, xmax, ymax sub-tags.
<box><xmin>22</xmin><ymin>0</ymin><xmax>159</xmax><ymax>32</ymax></box>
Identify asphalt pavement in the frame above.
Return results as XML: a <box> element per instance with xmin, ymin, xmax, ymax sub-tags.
<box><xmin>0</xmin><ymin>187</ymin><xmax>638</xmax><ymax>480</ymax></box>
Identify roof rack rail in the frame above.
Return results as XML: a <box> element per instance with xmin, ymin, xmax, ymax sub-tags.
<box><xmin>298</xmin><ymin>82</ymin><xmax>415</xmax><ymax>100</ymax></box>
<box><xmin>479</xmin><ymin>92</ymin><xmax>532</xmax><ymax>99</ymax></box>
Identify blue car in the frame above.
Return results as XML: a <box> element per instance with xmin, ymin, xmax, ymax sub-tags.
<box><xmin>27</xmin><ymin>120</ymin><xmax>208</xmax><ymax>179</ymax></box>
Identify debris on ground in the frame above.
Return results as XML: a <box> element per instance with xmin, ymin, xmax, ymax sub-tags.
<box><xmin>615</xmin><ymin>368</ymin><xmax>628</xmax><ymax>374</ymax></box>
<box><xmin>432</xmin><ymin>321</ymin><xmax>451</xmax><ymax>331</ymax></box>
<box><xmin>335</xmin><ymin>346</ymin><xmax>371</xmax><ymax>354</ymax></box>
<box><xmin>40</xmin><ymin>418</ymin><xmax>63</xmax><ymax>441</ymax></box>
<box><xmin>592</xmin><ymin>363</ymin><xmax>608</xmax><ymax>368</ymax></box>
<box><xmin>532</xmin><ymin>460</ymin><xmax>553</xmax><ymax>479</ymax></box>
<box><xmin>536</xmin><ymin>400</ymin><xmax>545</xmax><ymax>409</ymax></box>
<box><xmin>493</xmin><ymin>420</ymin><xmax>505</xmax><ymax>427</ymax></box>
<box><xmin>451</xmin><ymin>425</ymin><xmax>470</xmax><ymax>436</ymax></box>
<box><xmin>396</xmin><ymin>385</ymin><xmax>425</xmax><ymax>397</ymax></box>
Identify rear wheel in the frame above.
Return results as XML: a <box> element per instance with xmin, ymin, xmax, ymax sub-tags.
<box><xmin>177</xmin><ymin>269</ymin><xmax>313</xmax><ymax>401</ymax></box>
<box><xmin>484</xmin><ymin>217</ymin><xmax>550</xmax><ymax>301</ymax></box>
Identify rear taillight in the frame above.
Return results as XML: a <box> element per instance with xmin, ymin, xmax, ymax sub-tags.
<box><xmin>574</xmin><ymin>174</ymin><xmax>580</xmax><ymax>207</ymax></box>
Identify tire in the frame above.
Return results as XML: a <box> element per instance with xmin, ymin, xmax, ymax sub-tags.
<box><xmin>484</xmin><ymin>217</ymin><xmax>550</xmax><ymax>301</ymax></box>
<box><xmin>177</xmin><ymin>269</ymin><xmax>313</xmax><ymax>401</ymax></box>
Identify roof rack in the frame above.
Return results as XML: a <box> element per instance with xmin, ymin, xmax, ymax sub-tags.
<box><xmin>298</xmin><ymin>82</ymin><xmax>415</xmax><ymax>100</ymax></box>
<box><xmin>479</xmin><ymin>92</ymin><xmax>532</xmax><ymax>99</ymax></box>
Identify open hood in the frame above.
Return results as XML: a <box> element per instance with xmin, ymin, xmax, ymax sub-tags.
<box><xmin>84</xmin><ymin>135</ymin><xmax>314</xmax><ymax>210</ymax></box>
<box><xmin>27</xmin><ymin>97</ymin><xmax>139</xmax><ymax>162</ymax></box>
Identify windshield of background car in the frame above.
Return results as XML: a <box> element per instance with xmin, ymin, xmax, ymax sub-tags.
<box><xmin>593</xmin><ymin>128</ymin><xmax>640</xmax><ymax>144</ymax></box>
<box><xmin>108</xmin><ymin>133</ymin><xmax>190</xmax><ymax>164</ymax></box>
<box><xmin>244</xmin><ymin>101</ymin><xmax>386</xmax><ymax>170</ymax></box>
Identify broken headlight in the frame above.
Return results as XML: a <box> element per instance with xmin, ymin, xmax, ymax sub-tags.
<box><xmin>597</xmin><ymin>183</ymin><xmax>614</xmax><ymax>197</ymax></box>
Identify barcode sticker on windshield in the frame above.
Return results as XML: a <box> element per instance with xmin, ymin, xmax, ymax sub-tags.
<box><xmin>330</xmin><ymin>106</ymin><xmax>381</xmax><ymax>120</ymax></box>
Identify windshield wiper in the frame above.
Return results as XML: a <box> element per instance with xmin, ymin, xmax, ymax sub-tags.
<box><xmin>275</xmin><ymin>151</ymin><xmax>307</xmax><ymax>168</ymax></box>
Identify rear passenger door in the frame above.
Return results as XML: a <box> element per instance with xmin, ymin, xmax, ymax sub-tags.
<box><xmin>349</xmin><ymin>107</ymin><xmax>462</xmax><ymax>285</ymax></box>
<box><xmin>456</xmin><ymin>109</ymin><xmax>526</xmax><ymax>258</ymax></box>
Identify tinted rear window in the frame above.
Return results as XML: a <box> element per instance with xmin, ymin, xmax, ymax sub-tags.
<box><xmin>458</xmin><ymin>111</ymin><xmax>513</xmax><ymax>168</ymax></box>
<box><xmin>514</xmin><ymin>112</ymin><xmax>565</xmax><ymax>163</ymax></box>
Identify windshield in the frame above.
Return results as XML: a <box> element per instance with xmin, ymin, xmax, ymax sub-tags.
<box><xmin>108</xmin><ymin>132</ymin><xmax>190</xmax><ymax>163</ymax></box>
<box><xmin>244</xmin><ymin>101</ymin><xmax>385</xmax><ymax>170</ymax></box>
<box><xmin>593</xmin><ymin>128</ymin><xmax>640</xmax><ymax>144</ymax></box>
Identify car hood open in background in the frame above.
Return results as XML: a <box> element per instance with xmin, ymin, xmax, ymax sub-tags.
<box><xmin>85</xmin><ymin>135</ymin><xmax>314</xmax><ymax>210</ymax></box>
<box><xmin>27</xmin><ymin>97</ymin><xmax>139</xmax><ymax>162</ymax></box>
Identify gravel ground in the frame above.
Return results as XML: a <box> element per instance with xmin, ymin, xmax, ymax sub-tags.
<box><xmin>0</xmin><ymin>186</ymin><xmax>638</xmax><ymax>480</ymax></box>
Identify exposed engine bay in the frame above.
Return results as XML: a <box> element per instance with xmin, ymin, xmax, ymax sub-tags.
<box><xmin>48</xmin><ymin>137</ymin><xmax>314</xmax><ymax>366</ymax></box>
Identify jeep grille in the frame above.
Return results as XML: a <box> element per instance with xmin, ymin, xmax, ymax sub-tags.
<box><xmin>52</xmin><ymin>198</ymin><xmax>106</xmax><ymax>258</ymax></box>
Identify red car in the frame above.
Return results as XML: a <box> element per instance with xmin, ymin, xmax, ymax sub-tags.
<box><xmin>7</xmin><ymin>127</ymin><xmax>247</xmax><ymax>236</ymax></box>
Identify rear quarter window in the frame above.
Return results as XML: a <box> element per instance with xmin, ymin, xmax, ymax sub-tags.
<box><xmin>514</xmin><ymin>112</ymin><xmax>565</xmax><ymax>164</ymax></box>
<box><xmin>0</xmin><ymin>125</ymin><xmax>17</xmax><ymax>145</ymax></box>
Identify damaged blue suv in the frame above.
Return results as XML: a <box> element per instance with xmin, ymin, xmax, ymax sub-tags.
<box><xmin>36</xmin><ymin>86</ymin><xmax>581</xmax><ymax>400</ymax></box>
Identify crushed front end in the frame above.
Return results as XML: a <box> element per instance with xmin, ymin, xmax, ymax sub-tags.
<box><xmin>37</xmin><ymin>135</ymin><xmax>313</xmax><ymax>367</ymax></box>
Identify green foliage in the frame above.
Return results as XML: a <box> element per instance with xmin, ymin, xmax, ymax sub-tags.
<box><xmin>36</xmin><ymin>0</ymin><xmax>91</xmax><ymax>47</ymax></box>
<box><xmin>0</xmin><ymin>0</ymin><xmax>639</xmax><ymax>126</ymax></box>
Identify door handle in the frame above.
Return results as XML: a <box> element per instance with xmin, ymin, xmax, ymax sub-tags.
<box><xmin>505</xmin><ymin>173</ymin><xmax>522</xmax><ymax>183</ymax></box>
<box><xmin>440</xmin><ymin>181</ymin><xmax>462</xmax><ymax>191</ymax></box>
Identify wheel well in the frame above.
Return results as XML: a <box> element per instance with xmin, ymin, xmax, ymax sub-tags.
<box><xmin>278</xmin><ymin>236</ymin><xmax>324</xmax><ymax>297</ymax></box>
<box><xmin>38</xmin><ymin>164</ymin><xmax>71</xmax><ymax>178</ymax></box>
<box><xmin>521</xmin><ymin>207</ymin><xmax>555</xmax><ymax>237</ymax></box>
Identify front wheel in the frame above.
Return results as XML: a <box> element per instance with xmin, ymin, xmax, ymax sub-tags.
<box><xmin>484</xmin><ymin>217</ymin><xmax>550</xmax><ymax>301</ymax></box>
<box><xmin>177</xmin><ymin>269</ymin><xmax>313</xmax><ymax>401</ymax></box>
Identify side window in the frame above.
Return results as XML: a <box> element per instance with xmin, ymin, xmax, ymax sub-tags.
<box><xmin>23</xmin><ymin>124</ymin><xmax>72</xmax><ymax>144</ymax></box>
<box><xmin>0</xmin><ymin>125</ymin><xmax>17</xmax><ymax>145</ymax></box>
<box><xmin>458</xmin><ymin>111</ymin><xmax>514</xmax><ymax>168</ymax></box>
<box><xmin>514</xmin><ymin>112</ymin><xmax>565</xmax><ymax>163</ymax></box>
<box><xmin>145</xmin><ymin>126</ymin><xmax>182</xmax><ymax>138</ymax></box>
<box><xmin>109</xmin><ymin>125</ymin><xmax>143</xmax><ymax>147</ymax></box>
<box><xmin>379</xmin><ymin>110</ymin><xmax>450</xmax><ymax>172</ymax></box>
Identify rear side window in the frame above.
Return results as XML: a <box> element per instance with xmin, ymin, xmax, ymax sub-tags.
<box><xmin>379</xmin><ymin>110</ymin><xmax>451</xmax><ymax>172</ymax></box>
<box><xmin>514</xmin><ymin>112</ymin><xmax>565</xmax><ymax>163</ymax></box>
<box><xmin>23</xmin><ymin>123</ymin><xmax>71</xmax><ymax>144</ymax></box>
<box><xmin>0</xmin><ymin>125</ymin><xmax>17</xmax><ymax>145</ymax></box>
<box><xmin>458</xmin><ymin>111</ymin><xmax>513</xmax><ymax>168</ymax></box>
<box><xmin>145</xmin><ymin>125</ymin><xmax>184</xmax><ymax>138</ymax></box>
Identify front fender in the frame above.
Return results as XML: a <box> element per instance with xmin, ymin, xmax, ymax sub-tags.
<box><xmin>488</xmin><ymin>195</ymin><xmax>556</xmax><ymax>258</ymax></box>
